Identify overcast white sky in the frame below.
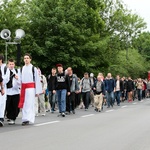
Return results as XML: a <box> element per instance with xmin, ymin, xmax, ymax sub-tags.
<box><xmin>122</xmin><ymin>0</ymin><xmax>150</xmax><ymax>31</ymax></box>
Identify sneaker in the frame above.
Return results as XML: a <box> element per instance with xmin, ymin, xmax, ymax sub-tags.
<box><xmin>8</xmin><ymin>120</ymin><xmax>15</xmax><ymax>125</ymax></box>
<box><xmin>0</xmin><ymin>121</ymin><xmax>4</xmax><ymax>127</ymax></box>
<box><xmin>98</xmin><ymin>109</ymin><xmax>101</xmax><ymax>112</ymax></box>
<box><xmin>46</xmin><ymin>110</ymin><xmax>50</xmax><ymax>112</ymax></box>
<box><xmin>72</xmin><ymin>110</ymin><xmax>75</xmax><ymax>114</ymax></box>
<box><xmin>95</xmin><ymin>108</ymin><xmax>98</xmax><ymax>112</ymax></box>
<box><xmin>61</xmin><ymin>112</ymin><xmax>65</xmax><ymax>117</ymax></box>
<box><xmin>85</xmin><ymin>109</ymin><xmax>88</xmax><ymax>111</ymax></box>
<box><xmin>57</xmin><ymin>113</ymin><xmax>62</xmax><ymax>117</ymax></box>
<box><xmin>22</xmin><ymin>121</ymin><xmax>29</xmax><ymax>126</ymax></box>
<box><xmin>65</xmin><ymin>112</ymin><xmax>70</xmax><ymax>115</ymax></box>
<box><xmin>41</xmin><ymin>114</ymin><xmax>45</xmax><ymax>116</ymax></box>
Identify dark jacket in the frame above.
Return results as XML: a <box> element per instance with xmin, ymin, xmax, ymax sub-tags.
<box><xmin>93</xmin><ymin>80</ymin><xmax>105</xmax><ymax>95</ymax></box>
<box><xmin>126</xmin><ymin>79</ymin><xmax>134</xmax><ymax>92</ymax></box>
<box><xmin>104</xmin><ymin>78</ymin><xmax>116</xmax><ymax>93</ymax></box>
<box><xmin>47</xmin><ymin>74</ymin><xmax>57</xmax><ymax>91</ymax></box>
<box><xmin>115</xmin><ymin>79</ymin><xmax>124</xmax><ymax>91</ymax></box>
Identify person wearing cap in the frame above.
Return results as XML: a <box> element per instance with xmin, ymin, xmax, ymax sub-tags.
<box><xmin>55</xmin><ymin>64</ymin><xmax>70</xmax><ymax>117</ymax></box>
<box><xmin>0</xmin><ymin>54</ymin><xmax>10</xmax><ymax>127</ymax></box>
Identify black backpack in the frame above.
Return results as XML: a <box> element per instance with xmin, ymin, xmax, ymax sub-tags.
<box><xmin>20</xmin><ymin>66</ymin><xmax>35</xmax><ymax>81</ymax></box>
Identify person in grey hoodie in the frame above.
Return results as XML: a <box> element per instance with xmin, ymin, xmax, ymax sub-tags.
<box><xmin>80</xmin><ymin>72</ymin><xmax>92</xmax><ymax>110</ymax></box>
<box><xmin>66</xmin><ymin>67</ymin><xmax>80</xmax><ymax>114</ymax></box>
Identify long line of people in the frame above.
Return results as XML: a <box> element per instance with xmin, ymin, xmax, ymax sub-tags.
<box><xmin>0</xmin><ymin>55</ymin><xmax>149</xmax><ymax>127</ymax></box>
<box><xmin>46</xmin><ymin>70</ymin><xmax>149</xmax><ymax>116</ymax></box>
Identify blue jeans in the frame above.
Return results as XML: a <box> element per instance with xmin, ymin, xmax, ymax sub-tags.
<box><xmin>49</xmin><ymin>91</ymin><xmax>57</xmax><ymax>111</ymax></box>
<box><xmin>56</xmin><ymin>89</ymin><xmax>67</xmax><ymax>113</ymax></box>
<box><xmin>106</xmin><ymin>91</ymin><xmax>114</xmax><ymax>107</ymax></box>
<box><xmin>115</xmin><ymin>91</ymin><xmax>121</xmax><ymax>105</ymax></box>
<box><xmin>137</xmin><ymin>89</ymin><xmax>142</xmax><ymax>101</ymax></box>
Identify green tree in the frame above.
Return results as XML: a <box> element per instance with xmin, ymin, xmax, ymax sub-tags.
<box><xmin>108</xmin><ymin>49</ymin><xmax>149</xmax><ymax>78</ymax></box>
<box><xmin>100</xmin><ymin>0</ymin><xmax>147</xmax><ymax>63</ymax></box>
<box><xmin>133</xmin><ymin>32</ymin><xmax>150</xmax><ymax>61</ymax></box>
<box><xmin>27</xmin><ymin>0</ymin><xmax>107</xmax><ymax>75</ymax></box>
<box><xmin>0</xmin><ymin>0</ymin><xmax>28</xmax><ymax>62</ymax></box>
<box><xmin>0</xmin><ymin>0</ymin><xmax>148</xmax><ymax>78</ymax></box>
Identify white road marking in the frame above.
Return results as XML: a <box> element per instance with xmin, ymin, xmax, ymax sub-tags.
<box><xmin>105</xmin><ymin>110</ymin><xmax>114</xmax><ymax>113</ymax></box>
<box><xmin>133</xmin><ymin>102</ymin><xmax>137</xmax><ymax>104</ymax></box>
<box><xmin>81</xmin><ymin>114</ymin><xmax>95</xmax><ymax>118</ymax></box>
<box><xmin>34</xmin><ymin>121</ymin><xmax>60</xmax><ymax>127</ymax></box>
<box><xmin>121</xmin><ymin>105</ymin><xmax>127</xmax><ymax>108</ymax></box>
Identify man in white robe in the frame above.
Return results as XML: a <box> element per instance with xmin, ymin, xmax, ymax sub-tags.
<box><xmin>18</xmin><ymin>53</ymin><xmax>42</xmax><ymax>126</ymax></box>
<box><xmin>6</xmin><ymin>59</ymin><xmax>20</xmax><ymax>125</ymax></box>
<box><xmin>0</xmin><ymin>55</ymin><xmax>10</xmax><ymax>127</ymax></box>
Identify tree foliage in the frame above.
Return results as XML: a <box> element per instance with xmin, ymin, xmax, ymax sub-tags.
<box><xmin>108</xmin><ymin>49</ymin><xmax>149</xmax><ymax>78</ymax></box>
<box><xmin>0</xmin><ymin>0</ymin><xmax>149</xmax><ymax>78</ymax></box>
<box><xmin>133</xmin><ymin>32</ymin><xmax>150</xmax><ymax>61</ymax></box>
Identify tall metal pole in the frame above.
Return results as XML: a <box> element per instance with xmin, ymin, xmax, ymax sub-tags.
<box><xmin>5</xmin><ymin>42</ymin><xmax>8</xmax><ymax>63</ymax></box>
<box><xmin>16</xmin><ymin>43</ymin><xmax>21</xmax><ymax>66</ymax></box>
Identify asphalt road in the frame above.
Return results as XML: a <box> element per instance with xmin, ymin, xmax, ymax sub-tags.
<box><xmin>0</xmin><ymin>99</ymin><xmax>150</xmax><ymax>150</ymax></box>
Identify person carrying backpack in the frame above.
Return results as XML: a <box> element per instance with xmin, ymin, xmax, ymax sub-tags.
<box><xmin>6</xmin><ymin>59</ymin><xmax>20</xmax><ymax>125</ymax></box>
<box><xmin>80</xmin><ymin>72</ymin><xmax>92</xmax><ymax>111</ymax></box>
<box><xmin>18</xmin><ymin>53</ymin><xmax>42</xmax><ymax>126</ymax></box>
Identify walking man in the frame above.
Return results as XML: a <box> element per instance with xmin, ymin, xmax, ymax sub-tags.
<box><xmin>6</xmin><ymin>59</ymin><xmax>20</xmax><ymax>125</ymax></box>
<box><xmin>18</xmin><ymin>53</ymin><xmax>42</xmax><ymax>125</ymax></box>
<box><xmin>115</xmin><ymin>75</ymin><xmax>123</xmax><ymax>106</ymax></box>
<box><xmin>35</xmin><ymin>68</ymin><xmax>47</xmax><ymax>116</ymax></box>
<box><xmin>55</xmin><ymin>64</ymin><xmax>70</xmax><ymax>117</ymax></box>
<box><xmin>47</xmin><ymin>68</ymin><xmax>57</xmax><ymax>113</ymax></box>
<box><xmin>80</xmin><ymin>72</ymin><xmax>92</xmax><ymax>111</ymax></box>
<box><xmin>93</xmin><ymin>75</ymin><xmax>105</xmax><ymax>112</ymax></box>
<box><xmin>66</xmin><ymin>67</ymin><xmax>79</xmax><ymax>114</ymax></box>
<box><xmin>105</xmin><ymin>73</ymin><xmax>116</xmax><ymax>108</ymax></box>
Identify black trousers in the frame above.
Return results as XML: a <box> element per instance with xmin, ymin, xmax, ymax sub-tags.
<box><xmin>82</xmin><ymin>91</ymin><xmax>90</xmax><ymax>109</ymax></box>
<box><xmin>6</xmin><ymin>94</ymin><xmax>20</xmax><ymax>120</ymax></box>
<box><xmin>66</xmin><ymin>92</ymin><xmax>76</xmax><ymax>112</ymax></box>
<box><xmin>75</xmin><ymin>93</ymin><xmax>81</xmax><ymax>108</ymax></box>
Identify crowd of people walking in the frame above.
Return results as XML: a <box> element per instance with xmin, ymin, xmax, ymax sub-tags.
<box><xmin>0</xmin><ymin>53</ymin><xmax>149</xmax><ymax>127</ymax></box>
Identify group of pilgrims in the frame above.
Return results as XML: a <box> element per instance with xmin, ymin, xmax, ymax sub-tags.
<box><xmin>0</xmin><ymin>53</ymin><xmax>148</xmax><ymax>127</ymax></box>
